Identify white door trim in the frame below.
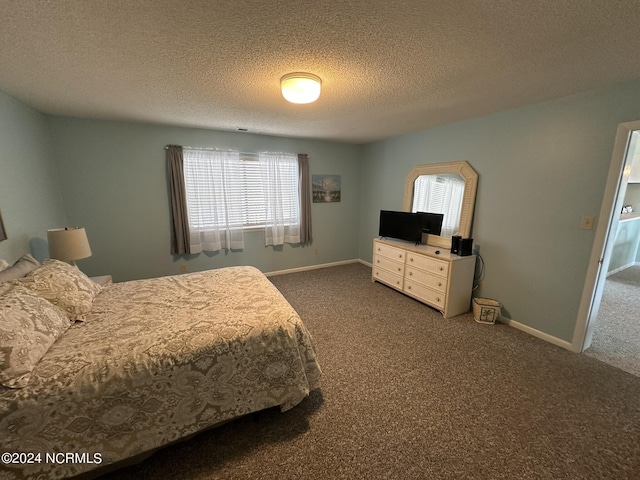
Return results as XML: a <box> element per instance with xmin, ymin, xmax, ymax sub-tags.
<box><xmin>572</xmin><ymin>120</ymin><xmax>640</xmax><ymax>352</ymax></box>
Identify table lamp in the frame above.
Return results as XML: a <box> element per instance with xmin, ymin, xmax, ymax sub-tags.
<box><xmin>47</xmin><ymin>227</ymin><xmax>92</xmax><ymax>266</ymax></box>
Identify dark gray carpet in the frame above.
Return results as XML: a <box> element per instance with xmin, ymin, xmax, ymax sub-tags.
<box><xmin>100</xmin><ymin>263</ymin><xmax>640</xmax><ymax>479</ymax></box>
<box><xmin>585</xmin><ymin>266</ymin><xmax>640</xmax><ymax>377</ymax></box>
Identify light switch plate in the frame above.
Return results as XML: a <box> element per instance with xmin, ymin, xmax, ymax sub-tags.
<box><xmin>580</xmin><ymin>215</ymin><xmax>595</xmax><ymax>230</ymax></box>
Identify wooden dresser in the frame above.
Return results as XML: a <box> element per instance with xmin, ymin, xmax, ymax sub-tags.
<box><xmin>372</xmin><ymin>238</ymin><xmax>475</xmax><ymax>318</ymax></box>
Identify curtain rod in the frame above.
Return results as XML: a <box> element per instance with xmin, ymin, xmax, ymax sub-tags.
<box><xmin>165</xmin><ymin>145</ymin><xmax>255</xmax><ymax>156</ymax></box>
<box><xmin>165</xmin><ymin>145</ymin><xmax>301</xmax><ymax>157</ymax></box>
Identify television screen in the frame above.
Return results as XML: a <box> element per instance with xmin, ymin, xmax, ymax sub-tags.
<box><xmin>378</xmin><ymin>210</ymin><xmax>444</xmax><ymax>243</ymax></box>
<box><xmin>416</xmin><ymin>211</ymin><xmax>444</xmax><ymax>236</ymax></box>
<box><xmin>378</xmin><ymin>211</ymin><xmax>423</xmax><ymax>243</ymax></box>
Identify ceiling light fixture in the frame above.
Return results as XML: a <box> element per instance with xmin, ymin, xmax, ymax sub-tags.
<box><xmin>280</xmin><ymin>73</ymin><xmax>322</xmax><ymax>104</ymax></box>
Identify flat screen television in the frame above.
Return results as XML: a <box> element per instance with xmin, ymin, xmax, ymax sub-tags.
<box><xmin>416</xmin><ymin>211</ymin><xmax>444</xmax><ymax>236</ymax></box>
<box><xmin>378</xmin><ymin>210</ymin><xmax>444</xmax><ymax>244</ymax></box>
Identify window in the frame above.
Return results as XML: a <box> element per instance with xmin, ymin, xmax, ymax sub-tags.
<box><xmin>182</xmin><ymin>148</ymin><xmax>300</xmax><ymax>251</ymax></box>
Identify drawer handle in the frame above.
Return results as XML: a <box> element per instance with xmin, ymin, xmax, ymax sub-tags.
<box><xmin>438</xmin><ymin>282</ymin><xmax>442</xmax><ymax>287</ymax></box>
<box><xmin>400</xmin><ymin>254</ymin><xmax>403</xmax><ymax>258</ymax></box>
<box><xmin>436</xmin><ymin>297</ymin><xmax>441</xmax><ymax>302</ymax></box>
<box><xmin>398</xmin><ymin>267</ymin><xmax>402</xmax><ymax>272</ymax></box>
<box><xmin>407</xmin><ymin>285</ymin><xmax>411</xmax><ymax>290</ymax></box>
<box><xmin>409</xmin><ymin>271</ymin><xmax>412</xmax><ymax>276</ymax></box>
<box><xmin>439</xmin><ymin>267</ymin><xmax>444</xmax><ymax>271</ymax></box>
<box><xmin>410</xmin><ymin>257</ymin><xmax>413</xmax><ymax>262</ymax></box>
<box><xmin>376</xmin><ymin>259</ymin><xmax>380</xmax><ymax>263</ymax></box>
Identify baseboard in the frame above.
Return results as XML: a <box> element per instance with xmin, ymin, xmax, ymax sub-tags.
<box><xmin>607</xmin><ymin>262</ymin><xmax>640</xmax><ymax>276</ymax></box>
<box><xmin>268</xmin><ymin>259</ymin><xmax>576</xmax><ymax>352</ymax></box>
<box><xmin>500</xmin><ymin>316</ymin><xmax>576</xmax><ymax>351</ymax></box>
<box><xmin>265</xmin><ymin>259</ymin><xmax>360</xmax><ymax>277</ymax></box>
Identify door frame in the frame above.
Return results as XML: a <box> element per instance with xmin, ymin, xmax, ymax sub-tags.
<box><xmin>572</xmin><ymin>120</ymin><xmax>640</xmax><ymax>352</ymax></box>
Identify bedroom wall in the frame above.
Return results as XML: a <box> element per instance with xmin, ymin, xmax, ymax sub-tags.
<box><xmin>5</xmin><ymin>78</ymin><xmax>640</xmax><ymax>347</ymax></box>
<box><xmin>46</xmin><ymin>117</ymin><xmax>361</xmax><ymax>282</ymax></box>
<box><xmin>358</xmin><ymin>78</ymin><xmax>640</xmax><ymax>344</ymax></box>
<box><xmin>0</xmin><ymin>90</ymin><xmax>67</xmax><ymax>263</ymax></box>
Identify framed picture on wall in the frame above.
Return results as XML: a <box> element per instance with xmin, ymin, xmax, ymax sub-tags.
<box><xmin>312</xmin><ymin>175</ymin><xmax>341</xmax><ymax>203</ymax></box>
<box><xmin>0</xmin><ymin>210</ymin><xmax>6</xmax><ymax>241</ymax></box>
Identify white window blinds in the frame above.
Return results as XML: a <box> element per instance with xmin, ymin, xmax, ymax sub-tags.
<box><xmin>183</xmin><ymin>148</ymin><xmax>300</xmax><ymax>252</ymax></box>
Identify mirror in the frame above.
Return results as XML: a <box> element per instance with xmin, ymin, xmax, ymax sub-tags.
<box><xmin>403</xmin><ymin>161</ymin><xmax>478</xmax><ymax>249</ymax></box>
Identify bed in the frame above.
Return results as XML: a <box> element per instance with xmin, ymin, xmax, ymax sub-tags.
<box><xmin>0</xmin><ymin>257</ymin><xmax>321</xmax><ymax>479</ymax></box>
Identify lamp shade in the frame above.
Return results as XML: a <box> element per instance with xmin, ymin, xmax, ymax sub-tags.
<box><xmin>47</xmin><ymin>227</ymin><xmax>92</xmax><ymax>262</ymax></box>
<box><xmin>281</xmin><ymin>73</ymin><xmax>322</xmax><ymax>104</ymax></box>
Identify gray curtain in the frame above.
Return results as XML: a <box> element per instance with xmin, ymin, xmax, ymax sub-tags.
<box><xmin>298</xmin><ymin>154</ymin><xmax>313</xmax><ymax>244</ymax></box>
<box><xmin>167</xmin><ymin>145</ymin><xmax>190</xmax><ymax>254</ymax></box>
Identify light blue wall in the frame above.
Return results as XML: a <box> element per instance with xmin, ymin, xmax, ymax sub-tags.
<box><xmin>0</xmin><ymin>90</ymin><xmax>67</xmax><ymax>263</ymax></box>
<box><xmin>46</xmin><ymin>117</ymin><xmax>361</xmax><ymax>281</ymax></box>
<box><xmin>358</xmin><ymin>79</ymin><xmax>640</xmax><ymax>342</ymax></box>
<box><xmin>5</xmin><ymin>78</ymin><xmax>640</xmax><ymax>344</ymax></box>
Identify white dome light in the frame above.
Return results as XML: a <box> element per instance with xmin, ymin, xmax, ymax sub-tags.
<box><xmin>281</xmin><ymin>73</ymin><xmax>322</xmax><ymax>104</ymax></box>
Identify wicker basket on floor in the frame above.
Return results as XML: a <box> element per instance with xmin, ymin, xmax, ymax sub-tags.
<box><xmin>472</xmin><ymin>298</ymin><xmax>501</xmax><ymax>324</ymax></box>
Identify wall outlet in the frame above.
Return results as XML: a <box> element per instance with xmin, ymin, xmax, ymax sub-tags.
<box><xmin>180</xmin><ymin>264</ymin><xmax>188</xmax><ymax>273</ymax></box>
<box><xmin>314</xmin><ymin>248</ymin><xmax>319</xmax><ymax>255</ymax></box>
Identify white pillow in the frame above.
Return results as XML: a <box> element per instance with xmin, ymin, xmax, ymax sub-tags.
<box><xmin>17</xmin><ymin>259</ymin><xmax>102</xmax><ymax>321</ymax></box>
<box><xmin>0</xmin><ymin>254</ymin><xmax>40</xmax><ymax>283</ymax></box>
<box><xmin>0</xmin><ymin>285</ymin><xmax>71</xmax><ymax>388</ymax></box>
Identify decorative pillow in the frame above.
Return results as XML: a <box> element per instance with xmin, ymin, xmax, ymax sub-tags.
<box><xmin>17</xmin><ymin>259</ymin><xmax>102</xmax><ymax>321</ymax></box>
<box><xmin>0</xmin><ymin>285</ymin><xmax>71</xmax><ymax>388</ymax></box>
<box><xmin>0</xmin><ymin>254</ymin><xmax>40</xmax><ymax>283</ymax></box>
<box><xmin>0</xmin><ymin>259</ymin><xmax>9</xmax><ymax>272</ymax></box>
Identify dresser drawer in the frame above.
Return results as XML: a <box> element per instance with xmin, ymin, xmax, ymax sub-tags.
<box><xmin>373</xmin><ymin>267</ymin><xmax>404</xmax><ymax>290</ymax></box>
<box><xmin>403</xmin><ymin>279</ymin><xmax>445</xmax><ymax>309</ymax></box>
<box><xmin>405</xmin><ymin>266</ymin><xmax>446</xmax><ymax>293</ymax></box>
<box><xmin>373</xmin><ymin>254</ymin><xmax>405</xmax><ymax>276</ymax></box>
<box><xmin>374</xmin><ymin>242</ymin><xmax>406</xmax><ymax>263</ymax></box>
<box><xmin>406</xmin><ymin>253</ymin><xmax>449</xmax><ymax>277</ymax></box>
<box><xmin>372</xmin><ymin>237</ymin><xmax>474</xmax><ymax>318</ymax></box>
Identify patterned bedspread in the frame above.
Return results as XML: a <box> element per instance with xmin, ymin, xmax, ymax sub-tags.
<box><xmin>0</xmin><ymin>266</ymin><xmax>321</xmax><ymax>479</ymax></box>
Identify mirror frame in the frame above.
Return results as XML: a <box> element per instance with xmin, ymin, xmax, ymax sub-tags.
<box><xmin>403</xmin><ymin>161</ymin><xmax>478</xmax><ymax>249</ymax></box>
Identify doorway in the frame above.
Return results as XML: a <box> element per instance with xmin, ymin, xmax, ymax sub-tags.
<box><xmin>585</xmin><ymin>265</ymin><xmax>640</xmax><ymax>375</ymax></box>
<box><xmin>574</xmin><ymin>121</ymin><xmax>640</xmax><ymax>376</ymax></box>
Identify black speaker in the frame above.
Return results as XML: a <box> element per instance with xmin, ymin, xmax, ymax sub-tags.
<box><xmin>451</xmin><ymin>235</ymin><xmax>462</xmax><ymax>255</ymax></box>
<box><xmin>459</xmin><ymin>238</ymin><xmax>473</xmax><ymax>256</ymax></box>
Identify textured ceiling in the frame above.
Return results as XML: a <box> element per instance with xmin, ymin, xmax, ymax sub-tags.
<box><xmin>1</xmin><ymin>1</ymin><xmax>640</xmax><ymax>144</ymax></box>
